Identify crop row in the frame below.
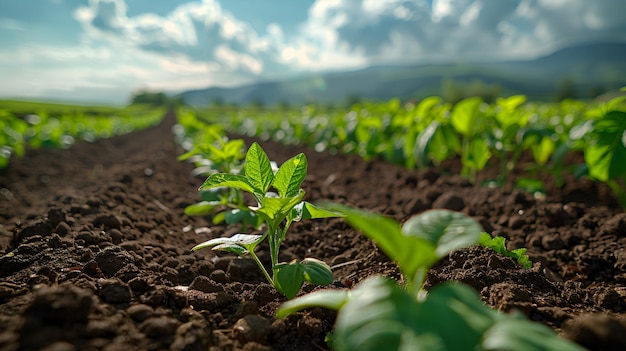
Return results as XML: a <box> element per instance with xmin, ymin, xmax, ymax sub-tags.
<box><xmin>180</xmin><ymin>92</ymin><xmax>626</xmax><ymax>207</ymax></box>
<box><xmin>173</xmin><ymin>128</ymin><xmax>581</xmax><ymax>350</ymax></box>
<box><xmin>0</xmin><ymin>101</ymin><xmax>166</xmax><ymax>168</ymax></box>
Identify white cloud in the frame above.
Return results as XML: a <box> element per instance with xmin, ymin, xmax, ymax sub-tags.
<box><xmin>0</xmin><ymin>18</ymin><xmax>24</xmax><ymax>31</ymax></box>
<box><xmin>0</xmin><ymin>39</ymin><xmax>243</xmax><ymax>104</ymax></box>
<box><xmin>71</xmin><ymin>0</ymin><xmax>626</xmax><ymax>78</ymax></box>
<box><xmin>286</xmin><ymin>0</ymin><xmax>626</xmax><ymax>66</ymax></box>
<box><xmin>509</xmin><ymin>0</ymin><xmax>626</xmax><ymax>54</ymax></box>
<box><xmin>2</xmin><ymin>0</ymin><xmax>626</xmax><ymax>104</ymax></box>
<box><xmin>214</xmin><ymin>45</ymin><xmax>262</xmax><ymax>74</ymax></box>
<box><xmin>74</xmin><ymin>0</ymin><xmax>272</xmax><ymax>71</ymax></box>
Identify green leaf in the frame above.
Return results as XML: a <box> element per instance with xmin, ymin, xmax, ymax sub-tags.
<box><xmin>415</xmin><ymin>121</ymin><xmax>440</xmax><ymax>168</ymax></box>
<box><xmin>279</xmin><ymin>277</ymin><xmax>581</xmax><ymax>351</ymax></box>
<box><xmin>585</xmin><ymin>111</ymin><xmax>626</xmax><ymax>182</ymax></box>
<box><xmin>184</xmin><ymin>201</ymin><xmax>220</xmax><ymax>216</ymax></box>
<box><xmin>533</xmin><ymin>136</ymin><xmax>555</xmax><ymax>165</ymax></box>
<box><xmin>402</xmin><ymin>209</ymin><xmax>483</xmax><ymax>258</ymax></box>
<box><xmin>177</xmin><ymin>147</ymin><xmax>198</xmax><ymax>161</ymax></box>
<box><xmin>211</xmin><ymin>243</ymin><xmax>247</xmax><ymax>255</ymax></box>
<box><xmin>191</xmin><ymin>233</ymin><xmax>263</xmax><ymax>252</ymax></box>
<box><xmin>480</xmin><ymin>233</ymin><xmax>532</xmax><ymax>269</ymax></box>
<box><xmin>463</xmin><ymin>138</ymin><xmax>491</xmax><ymax>172</ymax></box>
<box><xmin>301</xmin><ymin>258</ymin><xmax>333</xmax><ymax>285</ymax></box>
<box><xmin>199</xmin><ymin>173</ymin><xmax>254</xmax><ymax>193</ymax></box>
<box><xmin>333</xmin><ymin>279</ymin><xmax>502</xmax><ymax>351</ymax></box>
<box><xmin>199</xmin><ymin>188</ymin><xmax>229</xmax><ymax>202</ymax></box>
<box><xmin>274</xmin><ymin>261</ymin><xmax>305</xmax><ymax>299</ymax></box>
<box><xmin>479</xmin><ymin>232</ymin><xmax>505</xmax><ymax>252</ymax></box>
<box><xmin>222</xmin><ymin>139</ymin><xmax>246</xmax><ymax>159</ymax></box>
<box><xmin>515</xmin><ymin>178</ymin><xmax>546</xmax><ymax>195</ymax></box>
<box><xmin>289</xmin><ymin>201</ymin><xmax>344</xmax><ymax>222</ymax></box>
<box><xmin>333</xmin><ymin>277</ymin><xmax>421</xmax><ymax>351</ymax></box>
<box><xmin>245</xmin><ymin>142</ymin><xmax>274</xmax><ymax>194</ymax></box>
<box><xmin>409</xmin><ymin>282</ymin><xmax>500</xmax><ymax>349</ymax></box>
<box><xmin>321</xmin><ymin>203</ymin><xmax>438</xmax><ymax>288</ymax></box>
<box><xmin>205</xmin><ymin>143</ymin><xmax>228</xmax><ymax>162</ymax></box>
<box><xmin>415</xmin><ymin>96</ymin><xmax>443</xmax><ymax>119</ymax></box>
<box><xmin>276</xmin><ymin>289</ymin><xmax>350</xmax><ymax>318</ymax></box>
<box><xmin>451</xmin><ymin>97</ymin><xmax>483</xmax><ymax>137</ymax></box>
<box><xmin>522</xmin><ymin>128</ymin><xmax>556</xmax><ymax>165</ymax></box>
<box><xmin>273</xmin><ymin>153</ymin><xmax>307</xmax><ymax>197</ymax></box>
<box><xmin>496</xmin><ymin>95</ymin><xmax>527</xmax><ymax>128</ymax></box>
<box><xmin>511</xmin><ymin>248</ymin><xmax>532</xmax><ymax>269</ymax></box>
<box><xmin>483</xmin><ymin>318</ymin><xmax>586</xmax><ymax>351</ymax></box>
<box><xmin>255</xmin><ymin>190</ymin><xmax>305</xmax><ymax>223</ymax></box>
<box><xmin>224</xmin><ymin>209</ymin><xmax>259</xmax><ymax>227</ymax></box>
<box><xmin>211</xmin><ymin>211</ymin><xmax>226</xmax><ymax>225</ymax></box>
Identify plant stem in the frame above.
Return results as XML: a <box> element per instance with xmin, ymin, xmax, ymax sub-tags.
<box><xmin>249</xmin><ymin>249</ymin><xmax>274</xmax><ymax>285</ymax></box>
<box><xmin>268</xmin><ymin>225</ymin><xmax>280</xmax><ymax>271</ymax></box>
<box><xmin>409</xmin><ymin>268</ymin><xmax>428</xmax><ymax>298</ymax></box>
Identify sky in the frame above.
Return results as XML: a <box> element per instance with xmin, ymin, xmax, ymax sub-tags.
<box><xmin>0</xmin><ymin>0</ymin><xmax>625</xmax><ymax>105</ymax></box>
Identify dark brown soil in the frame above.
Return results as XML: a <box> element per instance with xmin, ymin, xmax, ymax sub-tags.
<box><xmin>2</xmin><ymin>112</ymin><xmax>626</xmax><ymax>351</ymax></box>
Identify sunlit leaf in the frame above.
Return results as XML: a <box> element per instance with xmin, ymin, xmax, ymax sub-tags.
<box><xmin>451</xmin><ymin>97</ymin><xmax>483</xmax><ymax>137</ymax></box>
<box><xmin>301</xmin><ymin>258</ymin><xmax>333</xmax><ymax>285</ymax></box>
<box><xmin>321</xmin><ymin>203</ymin><xmax>438</xmax><ymax>286</ymax></box>
<box><xmin>273</xmin><ymin>153</ymin><xmax>307</xmax><ymax>197</ymax></box>
<box><xmin>184</xmin><ymin>201</ymin><xmax>220</xmax><ymax>216</ymax></box>
<box><xmin>256</xmin><ymin>190</ymin><xmax>305</xmax><ymax>223</ymax></box>
<box><xmin>274</xmin><ymin>261</ymin><xmax>305</xmax><ymax>299</ymax></box>
<box><xmin>402</xmin><ymin>209</ymin><xmax>483</xmax><ymax>258</ymax></box>
<box><xmin>483</xmin><ymin>318</ymin><xmax>585</xmax><ymax>351</ymax></box>
<box><xmin>191</xmin><ymin>233</ymin><xmax>263</xmax><ymax>251</ymax></box>
<box><xmin>276</xmin><ymin>289</ymin><xmax>350</xmax><ymax>318</ymax></box>
<box><xmin>585</xmin><ymin>111</ymin><xmax>626</xmax><ymax>182</ymax></box>
<box><xmin>199</xmin><ymin>173</ymin><xmax>254</xmax><ymax>193</ymax></box>
<box><xmin>289</xmin><ymin>201</ymin><xmax>344</xmax><ymax>222</ymax></box>
<box><xmin>245</xmin><ymin>142</ymin><xmax>274</xmax><ymax>194</ymax></box>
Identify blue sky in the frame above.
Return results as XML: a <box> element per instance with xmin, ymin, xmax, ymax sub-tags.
<box><xmin>0</xmin><ymin>0</ymin><xmax>625</xmax><ymax>104</ymax></box>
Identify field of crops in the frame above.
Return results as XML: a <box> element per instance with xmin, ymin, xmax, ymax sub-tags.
<box><xmin>1</xmin><ymin>96</ymin><xmax>626</xmax><ymax>351</ymax></box>
<box><xmin>182</xmin><ymin>93</ymin><xmax>626</xmax><ymax>207</ymax></box>
<box><xmin>0</xmin><ymin>100</ymin><xmax>166</xmax><ymax>168</ymax></box>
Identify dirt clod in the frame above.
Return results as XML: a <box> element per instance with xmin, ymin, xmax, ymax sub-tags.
<box><xmin>93</xmin><ymin>246</ymin><xmax>135</xmax><ymax>277</ymax></box>
<box><xmin>233</xmin><ymin>315</ymin><xmax>272</xmax><ymax>343</ymax></box>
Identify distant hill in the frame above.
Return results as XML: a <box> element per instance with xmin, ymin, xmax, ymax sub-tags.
<box><xmin>179</xmin><ymin>42</ymin><xmax>626</xmax><ymax>106</ymax></box>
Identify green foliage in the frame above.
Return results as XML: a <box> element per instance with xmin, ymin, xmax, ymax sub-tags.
<box><xmin>441</xmin><ymin>77</ymin><xmax>502</xmax><ymax>104</ymax></box>
<box><xmin>130</xmin><ymin>90</ymin><xmax>183</xmax><ymax>107</ymax></box>
<box><xmin>583</xmin><ymin>110</ymin><xmax>626</xmax><ymax>182</ymax></box>
<box><xmin>277</xmin><ymin>207</ymin><xmax>581</xmax><ymax>351</ymax></box>
<box><xmin>317</xmin><ymin>206</ymin><xmax>483</xmax><ymax>294</ymax></box>
<box><xmin>196</xmin><ymin>93</ymin><xmax>626</xmax><ymax>206</ymax></box>
<box><xmin>0</xmin><ymin>101</ymin><xmax>165</xmax><ymax>168</ymax></box>
<box><xmin>281</xmin><ymin>278</ymin><xmax>582</xmax><ymax>351</ymax></box>
<box><xmin>174</xmin><ymin>109</ymin><xmax>262</xmax><ymax>228</ymax></box>
<box><xmin>479</xmin><ymin>233</ymin><xmax>532</xmax><ymax>269</ymax></box>
<box><xmin>583</xmin><ymin>110</ymin><xmax>626</xmax><ymax>206</ymax></box>
<box><xmin>191</xmin><ymin>142</ymin><xmax>341</xmax><ymax>298</ymax></box>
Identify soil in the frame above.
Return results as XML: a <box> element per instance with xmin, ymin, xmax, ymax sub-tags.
<box><xmin>1</xmin><ymin>111</ymin><xmax>626</xmax><ymax>351</ymax></box>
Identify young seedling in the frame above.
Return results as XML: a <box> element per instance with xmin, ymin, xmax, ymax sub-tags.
<box><xmin>191</xmin><ymin>142</ymin><xmax>341</xmax><ymax>298</ymax></box>
<box><xmin>179</xmin><ymin>136</ymin><xmax>261</xmax><ymax>229</ymax></box>
<box><xmin>277</xmin><ymin>206</ymin><xmax>583</xmax><ymax>351</ymax></box>
<box><xmin>450</xmin><ymin>97</ymin><xmax>492</xmax><ymax>183</ymax></box>
<box><xmin>479</xmin><ymin>232</ymin><xmax>532</xmax><ymax>269</ymax></box>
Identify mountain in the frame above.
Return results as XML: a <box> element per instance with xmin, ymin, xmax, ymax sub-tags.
<box><xmin>179</xmin><ymin>42</ymin><xmax>626</xmax><ymax>106</ymax></box>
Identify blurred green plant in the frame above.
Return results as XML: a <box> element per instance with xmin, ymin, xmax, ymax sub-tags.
<box><xmin>277</xmin><ymin>206</ymin><xmax>582</xmax><ymax>351</ymax></box>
